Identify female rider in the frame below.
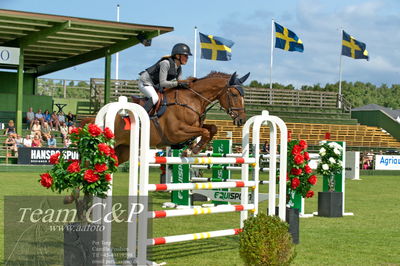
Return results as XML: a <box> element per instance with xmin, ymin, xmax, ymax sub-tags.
<box><xmin>138</xmin><ymin>43</ymin><xmax>192</xmax><ymax>114</ymax></box>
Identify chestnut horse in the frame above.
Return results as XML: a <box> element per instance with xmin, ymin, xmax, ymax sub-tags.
<box><xmin>87</xmin><ymin>71</ymin><xmax>249</xmax><ymax>164</ymax></box>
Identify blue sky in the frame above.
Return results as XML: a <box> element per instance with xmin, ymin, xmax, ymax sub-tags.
<box><xmin>2</xmin><ymin>0</ymin><xmax>400</xmax><ymax>88</ymax></box>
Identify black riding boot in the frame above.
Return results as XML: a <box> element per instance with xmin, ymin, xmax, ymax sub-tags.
<box><xmin>143</xmin><ymin>98</ymin><xmax>154</xmax><ymax>114</ymax></box>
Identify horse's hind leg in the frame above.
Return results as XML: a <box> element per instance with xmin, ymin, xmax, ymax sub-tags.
<box><xmin>115</xmin><ymin>144</ymin><xmax>130</xmax><ymax>164</ymax></box>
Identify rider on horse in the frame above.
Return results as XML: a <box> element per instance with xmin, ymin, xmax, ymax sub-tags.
<box><xmin>138</xmin><ymin>43</ymin><xmax>192</xmax><ymax>114</ymax></box>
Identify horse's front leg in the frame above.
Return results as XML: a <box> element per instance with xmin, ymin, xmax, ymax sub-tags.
<box><xmin>191</xmin><ymin>124</ymin><xmax>218</xmax><ymax>154</ymax></box>
<box><xmin>171</xmin><ymin>124</ymin><xmax>214</xmax><ymax>156</ymax></box>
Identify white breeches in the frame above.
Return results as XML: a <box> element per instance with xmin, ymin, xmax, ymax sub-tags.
<box><xmin>139</xmin><ymin>80</ymin><xmax>159</xmax><ymax>105</ymax></box>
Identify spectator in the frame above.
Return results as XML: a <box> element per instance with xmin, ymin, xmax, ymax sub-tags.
<box><xmin>64</xmin><ymin>135</ymin><xmax>71</xmax><ymax>148</ymax></box>
<box><xmin>262</xmin><ymin>140</ymin><xmax>270</xmax><ymax>153</ymax></box>
<box><xmin>50</xmin><ymin>111</ymin><xmax>60</xmax><ymax>131</ymax></box>
<box><xmin>4</xmin><ymin>120</ymin><xmax>16</xmax><ymax>137</ymax></box>
<box><xmin>47</xmin><ymin>135</ymin><xmax>57</xmax><ymax>148</ymax></box>
<box><xmin>58</xmin><ymin>111</ymin><xmax>66</xmax><ymax>125</ymax></box>
<box><xmin>15</xmin><ymin>134</ymin><xmax>24</xmax><ymax>148</ymax></box>
<box><xmin>68</xmin><ymin>122</ymin><xmax>77</xmax><ymax>134</ymax></box>
<box><xmin>66</xmin><ymin>111</ymin><xmax>74</xmax><ymax>127</ymax></box>
<box><xmin>26</xmin><ymin>107</ymin><xmax>35</xmax><ymax>129</ymax></box>
<box><xmin>23</xmin><ymin>135</ymin><xmax>32</xmax><ymax>147</ymax></box>
<box><xmin>31</xmin><ymin>120</ymin><xmax>42</xmax><ymax>138</ymax></box>
<box><xmin>43</xmin><ymin>110</ymin><xmax>51</xmax><ymax>124</ymax></box>
<box><xmin>41</xmin><ymin>121</ymin><xmax>51</xmax><ymax>141</ymax></box>
<box><xmin>35</xmin><ymin>109</ymin><xmax>45</xmax><ymax>126</ymax></box>
<box><xmin>5</xmin><ymin>135</ymin><xmax>17</xmax><ymax>156</ymax></box>
<box><xmin>59</xmin><ymin>122</ymin><xmax>68</xmax><ymax>141</ymax></box>
<box><xmin>31</xmin><ymin>134</ymin><xmax>42</xmax><ymax>147</ymax></box>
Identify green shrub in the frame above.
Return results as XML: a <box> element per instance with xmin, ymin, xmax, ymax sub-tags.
<box><xmin>239</xmin><ymin>213</ymin><xmax>296</xmax><ymax>265</ymax></box>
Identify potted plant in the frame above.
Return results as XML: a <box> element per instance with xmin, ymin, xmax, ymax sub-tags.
<box><xmin>316</xmin><ymin>141</ymin><xmax>344</xmax><ymax>217</ymax></box>
<box><xmin>38</xmin><ymin>123</ymin><xmax>119</xmax><ymax>265</ymax></box>
<box><xmin>283</xmin><ymin>139</ymin><xmax>317</xmax><ymax>243</ymax></box>
<box><xmin>239</xmin><ymin>212</ymin><xmax>296</xmax><ymax>266</ymax></box>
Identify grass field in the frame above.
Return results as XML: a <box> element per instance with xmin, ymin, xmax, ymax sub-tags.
<box><xmin>1</xmin><ymin>170</ymin><xmax>399</xmax><ymax>265</ymax></box>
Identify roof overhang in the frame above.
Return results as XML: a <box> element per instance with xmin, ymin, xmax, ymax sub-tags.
<box><xmin>0</xmin><ymin>9</ymin><xmax>173</xmax><ymax>76</ymax></box>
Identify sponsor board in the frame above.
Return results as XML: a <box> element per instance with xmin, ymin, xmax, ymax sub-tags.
<box><xmin>18</xmin><ymin>147</ymin><xmax>79</xmax><ymax>165</ymax></box>
<box><xmin>194</xmin><ymin>190</ymin><xmax>270</xmax><ymax>203</ymax></box>
<box><xmin>0</xmin><ymin>46</ymin><xmax>20</xmax><ymax>65</ymax></box>
<box><xmin>375</xmin><ymin>155</ymin><xmax>400</xmax><ymax>170</ymax></box>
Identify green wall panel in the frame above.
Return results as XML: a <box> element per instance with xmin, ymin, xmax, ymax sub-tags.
<box><xmin>0</xmin><ymin>71</ymin><xmax>35</xmax><ymax>94</ymax></box>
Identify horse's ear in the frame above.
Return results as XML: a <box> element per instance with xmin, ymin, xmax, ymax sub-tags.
<box><xmin>238</xmin><ymin>72</ymin><xmax>250</xmax><ymax>84</ymax></box>
<box><xmin>229</xmin><ymin>72</ymin><xmax>237</xmax><ymax>86</ymax></box>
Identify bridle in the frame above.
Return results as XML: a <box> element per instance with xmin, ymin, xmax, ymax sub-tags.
<box><xmin>221</xmin><ymin>86</ymin><xmax>245</xmax><ymax>120</ymax></box>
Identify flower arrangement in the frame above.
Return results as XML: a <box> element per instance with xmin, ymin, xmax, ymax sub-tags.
<box><xmin>316</xmin><ymin>141</ymin><xmax>343</xmax><ymax>191</ymax></box>
<box><xmin>38</xmin><ymin>123</ymin><xmax>119</xmax><ymax>220</ymax></box>
<box><xmin>286</xmin><ymin>139</ymin><xmax>317</xmax><ymax>200</ymax></box>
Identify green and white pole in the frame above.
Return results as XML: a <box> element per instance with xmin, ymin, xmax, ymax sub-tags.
<box><xmin>211</xmin><ymin>140</ymin><xmax>231</xmax><ymax>205</ymax></box>
<box><xmin>171</xmin><ymin>149</ymin><xmax>191</xmax><ymax>206</ymax></box>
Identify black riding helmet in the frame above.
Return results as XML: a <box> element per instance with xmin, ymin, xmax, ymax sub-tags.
<box><xmin>171</xmin><ymin>43</ymin><xmax>192</xmax><ymax>56</ymax></box>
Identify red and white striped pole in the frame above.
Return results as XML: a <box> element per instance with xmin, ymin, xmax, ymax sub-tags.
<box><xmin>150</xmin><ymin>204</ymin><xmax>255</xmax><ymax>219</ymax></box>
<box><xmin>148</xmin><ymin>228</ymin><xmax>242</xmax><ymax>246</ymax></box>
<box><xmin>147</xmin><ymin>181</ymin><xmax>256</xmax><ymax>192</ymax></box>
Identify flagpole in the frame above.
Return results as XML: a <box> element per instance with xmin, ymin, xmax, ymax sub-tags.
<box><xmin>193</xmin><ymin>26</ymin><xmax>197</xmax><ymax>77</ymax></box>
<box><xmin>116</xmin><ymin>4</ymin><xmax>120</xmax><ymax>80</ymax></box>
<box><xmin>338</xmin><ymin>29</ymin><xmax>343</xmax><ymax>109</ymax></box>
<box><xmin>269</xmin><ymin>19</ymin><xmax>274</xmax><ymax>91</ymax></box>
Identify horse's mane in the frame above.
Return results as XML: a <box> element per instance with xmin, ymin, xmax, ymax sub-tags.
<box><xmin>188</xmin><ymin>71</ymin><xmax>231</xmax><ymax>83</ymax></box>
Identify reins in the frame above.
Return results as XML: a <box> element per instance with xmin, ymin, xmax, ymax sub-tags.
<box><xmin>164</xmin><ymin>81</ymin><xmax>244</xmax><ymax>123</ymax></box>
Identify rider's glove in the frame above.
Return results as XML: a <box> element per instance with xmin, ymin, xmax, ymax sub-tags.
<box><xmin>178</xmin><ymin>82</ymin><xmax>190</xmax><ymax>89</ymax></box>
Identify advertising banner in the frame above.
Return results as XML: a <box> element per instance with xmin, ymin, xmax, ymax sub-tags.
<box><xmin>0</xmin><ymin>46</ymin><xmax>20</xmax><ymax>65</ymax></box>
<box><xmin>18</xmin><ymin>147</ymin><xmax>79</xmax><ymax>165</ymax></box>
<box><xmin>375</xmin><ymin>155</ymin><xmax>400</xmax><ymax>170</ymax></box>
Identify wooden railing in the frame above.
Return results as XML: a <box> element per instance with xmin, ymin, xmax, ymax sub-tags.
<box><xmin>245</xmin><ymin>87</ymin><xmax>351</xmax><ymax>112</ymax></box>
<box><xmin>89</xmin><ymin>78</ymin><xmax>140</xmax><ymax>113</ymax></box>
<box><xmin>84</xmin><ymin>79</ymin><xmax>352</xmax><ymax>114</ymax></box>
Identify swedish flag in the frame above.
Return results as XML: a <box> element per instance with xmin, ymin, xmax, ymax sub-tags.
<box><xmin>199</xmin><ymin>32</ymin><xmax>234</xmax><ymax>61</ymax></box>
<box><xmin>274</xmin><ymin>22</ymin><xmax>304</xmax><ymax>52</ymax></box>
<box><xmin>341</xmin><ymin>31</ymin><xmax>369</xmax><ymax>60</ymax></box>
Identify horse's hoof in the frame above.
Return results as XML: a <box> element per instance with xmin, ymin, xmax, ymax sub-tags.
<box><xmin>181</xmin><ymin>149</ymin><xmax>192</xmax><ymax>157</ymax></box>
<box><xmin>192</xmin><ymin>146</ymin><xmax>201</xmax><ymax>154</ymax></box>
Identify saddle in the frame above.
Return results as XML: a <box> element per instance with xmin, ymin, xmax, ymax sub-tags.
<box><xmin>131</xmin><ymin>91</ymin><xmax>167</xmax><ymax>118</ymax></box>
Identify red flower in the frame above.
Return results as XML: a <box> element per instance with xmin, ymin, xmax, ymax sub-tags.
<box><xmin>291</xmin><ymin>178</ymin><xmax>300</xmax><ymax>189</ymax></box>
<box><xmin>294</xmin><ymin>154</ymin><xmax>304</xmax><ymax>165</ymax></box>
<box><xmin>95</xmin><ymin>163</ymin><xmax>108</xmax><ymax>173</ymax></box>
<box><xmin>308</xmin><ymin>175</ymin><xmax>317</xmax><ymax>185</ymax></box>
<box><xmin>70</xmin><ymin>127</ymin><xmax>80</xmax><ymax>135</ymax></box>
<box><xmin>98</xmin><ymin>143</ymin><xmax>111</xmax><ymax>155</ymax></box>
<box><xmin>84</xmin><ymin>169</ymin><xmax>99</xmax><ymax>183</ymax></box>
<box><xmin>40</xmin><ymin>173</ymin><xmax>53</xmax><ymax>188</ymax></box>
<box><xmin>303</xmin><ymin>151</ymin><xmax>310</xmax><ymax>161</ymax></box>
<box><xmin>111</xmin><ymin>154</ymin><xmax>119</xmax><ymax>166</ymax></box>
<box><xmin>291</xmin><ymin>145</ymin><xmax>302</xmax><ymax>155</ymax></box>
<box><xmin>88</xmin><ymin>124</ymin><xmax>102</xmax><ymax>137</ymax></box>
<box><xmin>306</xmin><ymin>190</ymin><xmax>314</xmax><ymax>198</ymax></box>
<box><xmin>67</xmin><ymin>161</ymin><xmax>81</xmax><ymax>173</ymax></box>
<box><xmin>49</xmin><ymin>152</ymin><xmax>60</xmax><ymax>164</ymax></box>
<box><xmin>109</xmin><ymin>147</ymin><xmax>116</xmax><ymax>155</ymax></box>
<box><xmin>290</xmin><ymin>168</ymin><xmax>302</xmax><ymax>176</ymax></box>
<box><xmin>304</xmin><ymin>164</ymin><xmax>312</xmax><ymax>174</ymax></box>
<box><xmin>286</xmin><ymin>172</ymin><xmax>289</xmax><ymax>181</ymax></box>
<box><xmin>299</xmin><ymin>140</ymin><xmax>308</xmax><ymax>150</ymax></box>
<box><xmin>103</xmin><ymin>127</ymin><xmax>114</xmax><ymax>139</ymax></box>
<box><xmin>105</xmin><ymin>173</ymin><xmax>112</xmax><ymax>182</ymax></box>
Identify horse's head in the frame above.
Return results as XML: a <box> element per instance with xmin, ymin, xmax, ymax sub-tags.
<box><xmin>218</xmin><ymin>72</ymin><xmax>249</xmax><ymax>126</ymax></box>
